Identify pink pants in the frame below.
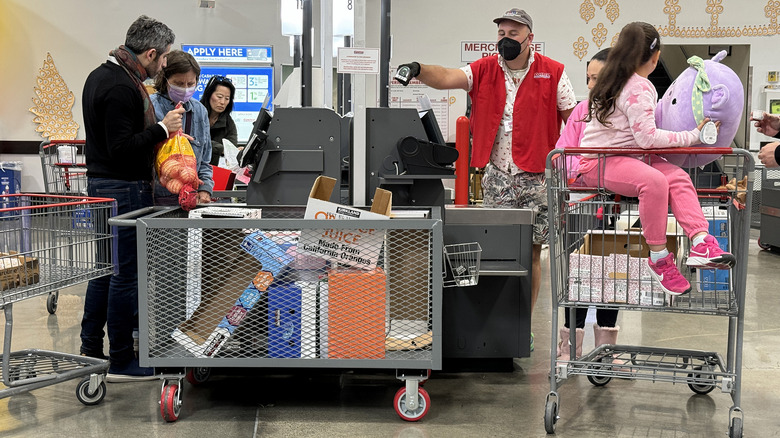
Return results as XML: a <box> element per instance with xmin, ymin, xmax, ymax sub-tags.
<box><xmin>579</xmin><ymin>155</ymin><xmax>709</xmax><ymax>245</ymax></box>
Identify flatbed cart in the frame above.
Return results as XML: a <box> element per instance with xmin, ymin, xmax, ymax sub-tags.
<box><xmin>543</xmin><ymin>147</ymin><xmax>753</xmax><ymax>438</ymax></box>
<box><xmin>39</xmin><ymin>140</ymin><xmax>88</xmax><ymax>314</ymax></box>
<box><xmin>1</xmin><ymin>194</ymin><xmax>116</xmax><ymax>406</ymax></box>
<box><xmin>111</xmin><ymin>205</ymin><xmax>478</xmax><ymax>422</ymax></box>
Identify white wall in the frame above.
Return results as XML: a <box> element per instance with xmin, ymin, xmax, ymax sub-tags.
<box><xmin>2</xmin><ymin>0</ymin><xmax>780</xmax><ymax>191</ymax></box>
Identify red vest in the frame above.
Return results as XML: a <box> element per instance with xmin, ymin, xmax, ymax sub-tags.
<box><xmin>468</xmin><ymin>54</ymin><xmax>564</xmax><ymax>173</ymax></box>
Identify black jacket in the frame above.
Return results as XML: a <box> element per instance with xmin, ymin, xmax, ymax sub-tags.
<box><xmin>209</xmin><ymin>111</ymin><xmax>238</xmax><ymax>166</ymax></box>
<box><xmin>82</xmin><ymin>60</ymin><xmax>166</xmax><ymax>181</ymax></box>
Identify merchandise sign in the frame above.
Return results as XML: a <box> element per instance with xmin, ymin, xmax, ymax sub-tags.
<box><xmin>337</xmin><ymin>47</ymin><xmax>380</xmax><ymax>74</ymax></box>
<box><xmin>182</xmin><ymin>44</ymin><xmax>273</xmax><ymax>64</ymax></box>
<box><xmin>461</xmin><ymin>40</ymin><xmax>545</xmax><ymax>63</ymax></box>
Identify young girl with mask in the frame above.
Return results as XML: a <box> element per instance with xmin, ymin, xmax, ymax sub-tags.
<box><xmin>150</xmin><ymin>50</ymin><xmax>214</xmax><ymax>205</ymax></box>
<box><xmin>579</xmin><ymin>22</ymin><xmax>735</xmax><ymax>296</ymax></box>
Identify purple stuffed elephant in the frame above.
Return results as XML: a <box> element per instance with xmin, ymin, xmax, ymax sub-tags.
<box><xmin>656</xmin><ymin>50</ymin><xmax>744</xmax><ymax>167</ymax></box>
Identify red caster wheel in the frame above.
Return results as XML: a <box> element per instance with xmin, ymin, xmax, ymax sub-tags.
<box><xmin>160</xmin><ymin>383</ymin><xmax>181</xmax><ymax>422</ymax></box>
<box><xmin>393</xmin><ymin>386</ymin><xmax>430</xmax><ymax>421</ymax></box>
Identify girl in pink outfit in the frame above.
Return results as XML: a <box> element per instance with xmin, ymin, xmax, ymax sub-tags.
<box><xmin>578</xmin><ymin>22</ymin><xmax>735</xmax><ymax>296</ymax></box>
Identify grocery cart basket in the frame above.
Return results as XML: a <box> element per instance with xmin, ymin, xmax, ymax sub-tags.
<box><xmin>111</xmin><ymin>205</ymin><xmax>443</xmax><ymax>422</ymax></box>
<box><xmin>543</xmin><ymin>148</ymin><xmax>752</xmax><ymax>438</ymax></box>
<box><xmin>1</xmin><ymin>194</ymin><xmax>116</xmax><ymax>406</ymax></box>
<box><xmin>39</xmin><ymin>139</ymin><xmax>90</xmax><ymax>314</ymax></box>
<box><xmin>39</xmin><ymin>140</ymin><xmax>88</xmax><ymax>196</ymax></box>
<box><xmin>443</xmin><ymin>242</ymin><xmax>482</xmax><ymax>287</ymax></box>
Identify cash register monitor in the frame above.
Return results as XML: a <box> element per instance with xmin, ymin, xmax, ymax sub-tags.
<box><xmin>238</xmin><ymin>107</ymin><xmax>273</xmax><ymax>168</ymax></box>
<box><xmin>419</xmin><ymin>109</ymin><xmax>447</xmax><ymax>146</ymax></box>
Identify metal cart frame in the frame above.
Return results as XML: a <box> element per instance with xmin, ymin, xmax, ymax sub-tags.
<box><xmin>543</xmin><ymin>148</ymin><xmax>753</xmax><ymax>438</ymax></box>
<box><xmin>112</xmin><ymin>205</ymin><xmax>449</xmax><ymax>422</ymax></box>
<box><xmin>39</xmin><ymin>139</ymin><xmax>89</xmax><ymax>314</ymax></box>
<box><xmin>1</xmin><ymin>194</ymin><xmax>116</xmax><ymax>406</ymax></box>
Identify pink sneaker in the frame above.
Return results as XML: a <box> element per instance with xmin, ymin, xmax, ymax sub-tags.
<box><xmin>647</xmin><ymin>253</ymin><xmax>691</xmax><ymax>295</ymax></box>
<box><xmin>686</xmin><ymin>235</ymin><xmax>736</xmax><ymax>269</ymax></box>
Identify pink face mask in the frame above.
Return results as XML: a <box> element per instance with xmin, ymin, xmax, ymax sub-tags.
<box><xmin>167</xmin><ymin>81</ymin><xmax>196</xmax><ymax>103</ymax></box>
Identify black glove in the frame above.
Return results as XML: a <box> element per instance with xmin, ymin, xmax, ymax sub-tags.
<box><xmin>394</xmin><ymin>62</ymin><xmax>421</xmax><ymax>86</ymax></box>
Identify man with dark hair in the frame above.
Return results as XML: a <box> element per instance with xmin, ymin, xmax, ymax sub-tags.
<box><xmin>395</xmin><ymin>9</ymin><xmax>577</xmax><ymax>352</ymax></box>
<box><xmin>81</xmin><ymin>15</ymin><xmax>182</xmax><ymax>381</ymax></box>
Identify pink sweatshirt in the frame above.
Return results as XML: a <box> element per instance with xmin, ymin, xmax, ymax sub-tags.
<box><xmin>578</xmin><ymin>73</ymin><xmax>700</xmax><ymax>172</ymax></box>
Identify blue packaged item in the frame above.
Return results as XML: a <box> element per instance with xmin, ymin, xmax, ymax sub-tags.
<box><xmin>698</xmin><ymin>236</ymin><xmax>729</xmax><ymax>291</ymax></box>
<box><xmin>267</xmin><ymin>281</ymin><xmax>302</xmax><ymax>358</ymax></box>
<box><xmin>241</xmin><ymin>231</ymin><xmax>294</xmax><ymax>276</ymax></box>
<box><xmin>0</xmin><ymin>162</ymin><xmax>22</xmax><ymax>211</ymax></box>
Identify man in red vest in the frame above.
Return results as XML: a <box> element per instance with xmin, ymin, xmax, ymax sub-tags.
<box><xmin>396</xmin><ymin>8</ymin><xmax>577</xmax><ymax>351</ymax></box>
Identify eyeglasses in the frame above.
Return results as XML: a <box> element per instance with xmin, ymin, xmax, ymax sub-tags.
<box><xmin>207</xmin><ymin>75</ymin><xmax>233</xmax><ymax>88</ymax></box>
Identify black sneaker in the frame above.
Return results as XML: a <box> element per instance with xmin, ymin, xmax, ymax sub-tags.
<box><xmin>106</xmin><ymin>358</ymin><xmax>156</xmax><ymax>383</ymax></box>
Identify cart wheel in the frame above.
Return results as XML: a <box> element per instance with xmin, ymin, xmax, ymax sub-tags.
<box><xmin>544</xmin><ymin>399</ymin><xmax>558</xmax><ymax>434</ymax></box>
<box><xmin>758</xmin><ymin>238</ymin><xmax>771</xmax><ymax>251</ymax></box>
<box><xmin>185</xmin><ymin>367</ymin><xmax>211</xmax><ymax>385</ymax></box>
<box><xmin>729</xmin><ymin>417</ymin><xmax>743</xmax><ymax>438</ymax></box>
<box><xmin>76</xmin><ymin>376</ymin><xmax>106</xmax><ymax>406</ymax></box>
<box><xmin>393</xmin><ymin>386</ymin><xmax>430</xmax><ymax>422</ymax></box>
<box><xmin>688</xmin><ymin>366</ymin><xmax>715</xmax><ymax>395</ymax></box>
<box><xmin>587</xmin><ymin>374</ymin><xmax>612</xmax><ymax>387</ymax></box>
<box><xmin>46</xmin><ymin>291</ymin><xmax>59</xmax><ymax>314</ymax></box>
<box><xmin>160</xmin><ymin>383</ymin><xmax>182</xmax><ymax>422</ymax></box>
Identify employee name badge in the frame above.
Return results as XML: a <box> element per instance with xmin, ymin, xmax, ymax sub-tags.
<box><xmin>503</xmin><ymin>120</ymin><xmax>513</xmax><ymax>132</ymax></box>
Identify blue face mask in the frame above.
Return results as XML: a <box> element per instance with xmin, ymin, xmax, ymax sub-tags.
<box><xmin>167</xmin><ymin>81</ymin><xmax>196</xmax><ymax>103</ymax></box>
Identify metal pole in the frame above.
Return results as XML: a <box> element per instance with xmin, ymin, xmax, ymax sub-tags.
<box><xmin>343</xmin><ymin>35</ymin><xmax>352</xmax><ymax>114</ymax></box>
<box><xmin>302</xmin><ymin>0</ymin><xmax>313</xmax><ymax>107</ymax></box>
<box><xmin>379</xmin><ymin>0</ymin><xmax>391</xmax><ymax>107</ymax></box>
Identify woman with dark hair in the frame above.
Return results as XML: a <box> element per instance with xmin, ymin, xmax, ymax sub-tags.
<box><xmin>200</xmin><ymin>75</ymin><xmax>237</xmax><ymax>166</ymax></box>
<box><xmin>554</xmin><ymin>48</ymin><xmax>617</xmax><ymax>360</ymax></box>
<box><xmin>150</xmin><ymin>49</ymin><xmax>214</xmax><ymax>205</ymax></box>
<box><xmin>579</xmin><ymin>22</ymin><xmax>735</xmax><ymax>297</ymax></box>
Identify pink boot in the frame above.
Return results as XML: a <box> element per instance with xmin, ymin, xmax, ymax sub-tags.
<box><xmin>556</xmin><ymin>327</ymin><xmax>584</xmax><ymax>361</ymax></box>
<box><xmin>593</xmin><ymin>324</ymin><xmax>628</xmax><ymax>369</ymax></box>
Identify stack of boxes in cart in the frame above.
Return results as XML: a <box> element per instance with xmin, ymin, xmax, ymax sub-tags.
<box><xmin>173</xmin><ymin>177</ymin><xmax>405</xmax><ymax>359</ymax></box>
<box><xmin>698</xmin><ymin>205</ymin><xmax>729</xmax><ymax>291</ymax></box>
<box><xmin>568</xmin><ymin>212</ymin><xmax>681</xmax><ymax>307</ymax></box>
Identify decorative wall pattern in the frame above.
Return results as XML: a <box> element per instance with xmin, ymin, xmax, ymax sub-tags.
<box><xmin>29</xmin><ymin>53</ymin><xmax>79</xmax><ymax>140</ymax></box>
<box><xmin>573</xmin><ymin>0</ymin><xmax>780</xmax><ymax>61</ymax></box>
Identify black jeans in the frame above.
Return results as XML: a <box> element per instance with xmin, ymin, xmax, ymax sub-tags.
<box><xmin>80</xmin><ymin>178</ymin><xmax>152</xmax><ymax>365</ymax></box>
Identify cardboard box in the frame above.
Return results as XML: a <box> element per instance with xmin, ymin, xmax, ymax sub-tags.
<box><xmin>327</xmin><ymin>267</ymin><xmax>387</xmax><ymax>359</ymax></box>
<box><xmin>568</xmin><ymin>250</ymin><xmax>654</xmax><ymax>305</ymax></box>
<box><xmin>697</xmin><ymin>235</ymin><xmax>730</xmax><ymax>291</ymax></box>
<box><xmin>173</xmin><ymin>282</ymin><xmax>264</xmax><ymax>357</ymax></box>
<box><xmin>0</xmin><ymin>252</ymin><xmax>40</xmax><ymax>291</ymax></box>
<box><xmin>583</xmin><ymin>229</ymin><xmax>679</xmax><ymax>259</ymax></box>
<box><xmin>299</xmin><ymin>176</ymin><xmax>392</xmax><ymax>270</ymax></box>
<box><xmin>702</xmin><ymin>205</ymin><xmax>728</xmax><ymax>237</ymax></box>
<box><xmin>174</xmin><ymin>226</ymin><xmax>266</xmax><ymax>358</ymax></box>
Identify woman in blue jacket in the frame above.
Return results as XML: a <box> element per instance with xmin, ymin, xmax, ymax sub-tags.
<box><xmin>150</xmin><ymin>49</ymin><xmax>214</xmax><ymax>205</ymax></box>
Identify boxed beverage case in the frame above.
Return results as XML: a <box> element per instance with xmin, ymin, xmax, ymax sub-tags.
<box><xmin>299</xmin><ymin>176</ymin><xmax>392</xmax><ymax>270</ymax></box>
<box><xmin>0</xmin><ymin>252</ymin><xmax>40</xmax><ymax>291</ymax></box>
<box><xmin>267</xmin><ymin>281</ymin><xmax>303</xmax><ymax>358</ymax></box>
<box><xmin>327</xmin><ymin>267</ymin><xmax>387</xmax><ymax>359</ymax></box>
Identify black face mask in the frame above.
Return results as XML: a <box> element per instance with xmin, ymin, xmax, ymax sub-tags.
<box><xmin>497</xmin><ymin>36</ymin><xmax>527</xmax><ymax>61</ymax></box>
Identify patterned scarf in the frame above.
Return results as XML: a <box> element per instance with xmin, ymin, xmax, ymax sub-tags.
<box><xmin>687</xmin><ymin>55</ymin><xmax>711</xmax><ymax>125</ymax></box>
<box><xmin>110</xmin><ymin>45</ymin><xmax>157</xmax><ymax>129</ymax></box>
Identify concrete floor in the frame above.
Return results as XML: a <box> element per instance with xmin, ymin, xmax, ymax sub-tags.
<box><xmin>1</xmin><ymin>229</ymin><xmax>778</xmax><ymax>437</ymax></box>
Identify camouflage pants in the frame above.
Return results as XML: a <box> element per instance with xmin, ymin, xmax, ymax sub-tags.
<box><xmin>481</xmin><ymin>162</ymin><xmax>548</xmax><ymax>245</ymax></box>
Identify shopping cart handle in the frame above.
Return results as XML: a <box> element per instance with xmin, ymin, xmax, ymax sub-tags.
<box><xmin>108</xmin><ymin>206</ymin><xmax>162</xmax><ymax>227</ymax></box>
<box><xmin>564</xmin><ymin>147</ymin><xmax>735</xmax><ymax>155</ymax></box>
